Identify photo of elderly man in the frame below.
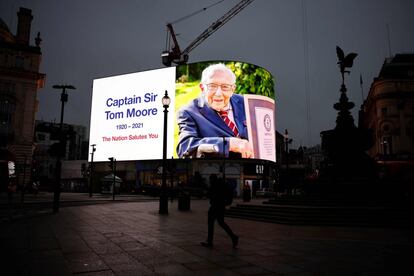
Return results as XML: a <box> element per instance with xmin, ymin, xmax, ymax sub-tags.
<box><xmin>176</xmin><ymin>63</ymin><xmax>253</xmax><ymax>159</ymax></box>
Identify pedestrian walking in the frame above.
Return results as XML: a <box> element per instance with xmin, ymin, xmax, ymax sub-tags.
<box><xmin>200</xmin><ymin>174</ymin><xmax>239</xmax><ymax>248</ymax></box>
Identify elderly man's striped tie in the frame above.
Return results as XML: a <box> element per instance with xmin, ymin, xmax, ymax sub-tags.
<box><xmin>219</xmin><ymin>110</ymin><xmax>239</xmax><ymax>137</ymax></box>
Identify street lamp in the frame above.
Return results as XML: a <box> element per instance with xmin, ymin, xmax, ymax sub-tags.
<box><xmin>284</xmin><ymin>129</ymin><xmax>293</xmax><ymax>195</ymax></box>
<box><xmin>52</xmin><ymin>84</ymin><xmax>75</xmax><ymax>213</ymax></box>
<box><xmin>159</xmin><ymin>90</ymin><xmax>170</xmax><ymax>214</ymax></box>
<box><xmin>89</xmin><ymin>144</ymin><xmax>96</xmax><ymax>197</ymax></box>
<box><xmin>108</xmin><ymin>157</ymin><xmax>116</xmax><ymax>200</ymax></box>
<box><xmin>222</xmin><ymin>136</ymin><xmax>226</xmax><ymax>184</ymax></box>
<box><xmin>284</xmin><ymin>129</ymin><xmax>292</xmax><ymax>172</ymax></box>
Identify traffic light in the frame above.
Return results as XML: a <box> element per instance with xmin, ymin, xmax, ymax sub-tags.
<box><xmin>108</xmin><ymin>157</ymin><xmax>115</xmax><ymax>171</ymax></box>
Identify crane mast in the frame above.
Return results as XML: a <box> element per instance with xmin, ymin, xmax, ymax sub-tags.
<box><xmin>162</xmin><ymin>0</ymin><xmax>254</xmax><ymax>66</ymax></box>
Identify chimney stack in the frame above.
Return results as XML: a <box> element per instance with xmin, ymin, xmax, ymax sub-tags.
<box><xmin>16</xmin><ymin>7</ymin><xmax>33</xmax><ymax>45</ymax></box>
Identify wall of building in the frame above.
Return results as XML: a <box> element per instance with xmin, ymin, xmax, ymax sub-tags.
<box><xmin>361</xmin><ymin>54</ymin><xmax>414</xmax><ymax>184</ymax></box>
<box><xmin>0</xmin><ymin>8</ymin><xmax>45</xmax><ymax>190</ymax></box>
<box><xmin>362</xmin><ymin>55</ymin><xmax>414</xmax><ymax>160</ymax></box>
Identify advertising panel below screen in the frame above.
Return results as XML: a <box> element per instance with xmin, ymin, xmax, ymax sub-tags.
<box><xmin>89</xmin><ymin>61</ymin><xmax>276</xmax><ymax>162</ymax></box>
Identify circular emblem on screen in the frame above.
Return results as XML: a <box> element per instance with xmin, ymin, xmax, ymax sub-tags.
<box><xmin>263</xmin><ymin>114</ymin><xmax>271</xmax><ymax>132</ymax></box>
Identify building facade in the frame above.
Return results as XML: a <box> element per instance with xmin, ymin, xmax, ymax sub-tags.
<box><xmin>90</xmin><ymin>157</ymin><xmax>275</xmax><ymax>197</ymax></box>
<box><xmin>0</xmin><ymin>8</ymin><xmax>45</xmax><ymax>190</ymax></box>
<box><xmin>361</xmin><ymin>53</ymin><xmax>414</xmax><ymax>181</ymax></box>
<box><xmin>88</xmin><ymin>130</ymin><xmax>286</xmax><ymax>196</ymax></box>
<box><xmin>33</xmin><ymin>120</ymin><xmax>88</xmax><ymax>188</ymax></box>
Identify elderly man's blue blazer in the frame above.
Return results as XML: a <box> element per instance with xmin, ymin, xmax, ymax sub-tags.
<box><xmin>176</xmin><ymin>94</ymin><xmax>248</xmax><ymax>158</ymax></box>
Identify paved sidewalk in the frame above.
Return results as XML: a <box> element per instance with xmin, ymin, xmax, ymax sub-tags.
<box><xmin>0</xmin><ymin>192</ymin><xmax>159</xmax><ymax>224</ymax></box>
<box><xmin>0</xmin><ymin>198</ymin><xmax>412</xmax><ymax>275</ymax></box>
<box><xmin>0</xmin><ymin>191</ymin><xmax>159</xmax><ymax>204</ymax></box>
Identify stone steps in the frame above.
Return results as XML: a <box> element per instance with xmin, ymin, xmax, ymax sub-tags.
<box><xmin>264</xmin><ymin>196</ymin><xmax>399</xmax><ymax>207</ymax></box>
<box><xmin>225</xmin><ymin>200</ymin><xmax>412</xmax><ymax>227</ymax></box>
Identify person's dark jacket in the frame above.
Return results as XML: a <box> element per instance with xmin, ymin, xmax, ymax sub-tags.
<box><xmin>208</xmin><ymin>176</ymin><xmax>226</xmax><ymax>208</ymax></box>
<box><xmin>176</xmin><ymin>94</ymin><xmax>248</xmax><ymax>158</ymax></box>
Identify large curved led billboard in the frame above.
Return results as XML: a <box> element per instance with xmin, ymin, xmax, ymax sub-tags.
<box><xmin>89</xmin><ymin>61</ymin><xmax>275</xmax><ymax>162</ymax></box>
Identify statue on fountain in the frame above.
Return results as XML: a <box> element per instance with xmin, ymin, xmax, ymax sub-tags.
<box><xmin>319</xmin><ymin>46</ymin><xmax>377</xmax><ymax>190</ymax></box>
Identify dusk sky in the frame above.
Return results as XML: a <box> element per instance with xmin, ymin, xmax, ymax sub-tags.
<box><xmin>1</xmin><ymin>0</ymin><xmax>413</xmax><ymax>147</ymax></box>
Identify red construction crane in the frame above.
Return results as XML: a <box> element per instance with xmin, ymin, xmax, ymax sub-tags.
<box><xmin>161</xmin><ymin>0</ymin><xmax>254</xmax><ymax>66</ymax></box>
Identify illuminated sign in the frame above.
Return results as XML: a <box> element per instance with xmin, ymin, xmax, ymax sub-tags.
<box><xmin>89</xmin><ymin>61</ymin><xmax>276</xmax><ymax>162</ymax></box>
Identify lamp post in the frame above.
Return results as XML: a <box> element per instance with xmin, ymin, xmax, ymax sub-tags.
<box><xmin>170</xmin><ymin>156</ymin><xmax>174</xmax><ymax>189</ymax></box>
<box><xmin>89</xmin><ymin>144</ymin><xmax>96</xmax><ymax>197</ymax></box>
<box><xmin>284</xmin><ymin>129</ymin><xmax>290</xmax><ymax>172</ymax></box>
<box><xmin>52</xmin><ymin>84</ymin><xmax>75</xmax><ymax>213</ymax></box>
<box><xmin>222</xmin><ymin>136</ymin><xmax>226</xmax><ymax>184</ymax></box>
<box><xmin>159</xmin><ymin>90</ymin><xmax>170</xmax><ymax>214</ymax></box>
<box><xmin>112</xmin><ymin>158</ymin><xmax>116</xmax><ymax>200</ymax></box>
<box><xmin>284</xmin><ymin>129</ymin><xmax>293</xmax><ymax>195</ymax></box>
<box><xmin>108</xmin><ymin>157</ymin><xmax>116</xmax><ymax>200</ymax></box>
